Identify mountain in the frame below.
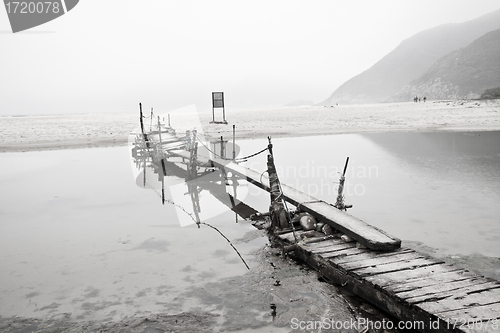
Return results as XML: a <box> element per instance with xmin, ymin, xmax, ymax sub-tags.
<box><xmin>321</xmin><ymin>8</ymin><xmax>500</xmax><ymax>105</ymax></box>
<box><xmin>391</xmin><ymin>29</ymin><xmax>500</xmax><ymax>101</ymax></box>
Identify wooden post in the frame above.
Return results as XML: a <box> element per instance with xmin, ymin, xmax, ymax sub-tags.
<box><xmin>189</xmin><ymin>143</ymin><xmax>198</xmax><ymax>179</ymax></box>
<box><xmin>335</xmin><ymin>157</ymin><xmax>352</xmax><ymax>211</ymax></box>
<box><xmin>168</xmin><ymin>114</ymin><xmax>171</xmax><ymax>127</ymax></box>
<box><xmin>160</xmin><ymin>159</ymin><xmax>167</xmax><ymax>176</ymax></box>
<box><xmin>267</xmin><ymin>136</ymin><xmax>273</xmax><ymax>156</ymax></box>
<box><xmin>188</xmin><ymin>130</ymin><xmax>198</xmax><ymax>180</ymax></box>
<box><xmin>139</xmin><ymin>103</ymin><xmax>144</xmax><ymax>133</ymax></box>
<box><xmin>161</xmin><ymin>176</ymin><xmax>165</xmax><ymax>205</ymax></box>
<box><xmin>142</xmin><ymin>156</ymin><xmax>147</xmax><ymax>187</ymax></box>
<box><xmin>139</xmin><ymin>103</ymin><xmax>149</xmax><ymax>148</ymax></box>
<box><xmin>343</xmin><ymin>156</ymin><xmax>349</xmax><ymax>176</ymax></box>
<box><xmin>157</xmin><ymin>116</ymin><xmax>162</xmax><ymax>146</ymax></box>
<box><xmin>150</xmin><ymin>108</ymin><xmax>154</xmax><ymax>132</ymax></box>
<box><xmin>267</xmin><ymin>142</ymin><xmax>289</xmax><ymax>230</ymax></box>
<box><xmin>188</xmin><ymin>181</ymin><xmax>201</xmax><ymax>228</ymax></box>
<box><xmin>220</xmin><ymin>136</ymin><xmax>224</xmax><ymax>159</ymax></box>
<box><xmin>232</xmin><ymin>125</ymin><xmax>236</xmax><ymax>161</ymax></box>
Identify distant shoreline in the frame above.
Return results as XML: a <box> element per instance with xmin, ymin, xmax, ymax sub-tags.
<box><xmin>1</xmin><ymin>100</ymin><xmax>499</xmax><ymax>153</ymax></box>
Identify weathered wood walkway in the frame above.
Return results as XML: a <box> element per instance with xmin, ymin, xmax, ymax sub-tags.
<box><xmin>276</xmin><ymin>230</ymin><xmax>500</xmax><ymax>333</ymax></box>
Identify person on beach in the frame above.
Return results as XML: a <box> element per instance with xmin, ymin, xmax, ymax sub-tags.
<box><xmin>423</xmin><ymin>97</ymin><xmax>427</xmax><ymax>102</ymax></box>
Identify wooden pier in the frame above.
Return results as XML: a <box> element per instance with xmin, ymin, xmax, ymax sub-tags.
<box><xmin>131</xmin><ymin>115</ymin><xmax>500</xmax><ymax>333</ymax></box>
<box><xmin>276</xmin><ymin>231</ymin><xmax>500</xmax><ymax>333</ymax></box>
<box><xmin>167</xmin><ymin>148</ymin><xmax>401</xmax><ymax>251</ymax></box>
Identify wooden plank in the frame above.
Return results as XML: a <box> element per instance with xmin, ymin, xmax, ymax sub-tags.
<box><xmin>162</xmin><ymin>142</ymin><xmax>187</xmax><ymax>151</ymax></box>
<box><xmin>388</xmin><ymin>270</ymin><xmax>480</xmax><ymax>293</ymax></box>
<box><xmin>213</xmin><ymin>158</ymin><xmax>271</xmax><ymax>192</ymax></box>
<box><xmin>418</xmin><ymin>287</ymin><xmax>500</xmax><ymax>314</ymax></box>
<box><xmin>282</xmin><ymin>193</ymin><xmax>401</xmax><ymax>251</ymax></box>
<box><xmin>302</xmin><ymin>235</ymin><xmax>337</xmax><ymax>245</ymax></box>
<box><xmin>350</xmin><ymin>258</ymin><xmax>442</xmax><ymax>277</ymax></box>
<box><xmin>303</xmin><ymin>238</ymin><xmax>345</xmax><ymax>247</ymax></box>
<box><xmin>341</xmin><ymin>251</ymin><xmax>425</xmax><ymax>271</ymax></box>
<box><xmin>300</xmin><ymin>233</ymin><xmax>333</xmax><ymax>244</ymax></box>
<box><xmin>437</xmin><ymin>302</ymin><xmax>500</xmax><ymax>326</ymax></box>
<box><xmin>308</xmin><ymin>242</ymin><xmax>353</xmax><ymax>253</ymax></box>
<box><xmin>323</xmin><ymin>246</ymin><xmax>365</xmax><ymax>259</ymax></box>
<box><xmin>407</xmin><ymin>282</ymin><xmax>500</xmax><ymax>305</ymax></box>
<box><xmin>310</xmin><ymin>243</ymin><xmax>358</xmax><ymax>254</ymax></box>
<box><xmin>158</xmin><ymin>137</ymin><xmax>186</xmax><ymax>144</ymax></box>
<box><xmin>291</xmin><ymin>244</ymin><xmax>459</xmax><ymax>333</ymax></box>
<box><xmin>308</xmin><ymin>242</ymin><xmax>359</xmax><ymax>255</ymax></box>
<box><xmin>277</xmin><ymin>230</ymin><xmax>328</xmax><ymax>243</ymax></box>
<box><xmin>332</xmin><ymin>247</ymin><xmax>415</xmax><ymax>265</ymax></box>
<box><xmin>303</xmin><ymin>238</ymin><xmax>348</xmax><ymax>251</ymax></box>
<box><xmin>365</xmin><ymin>264</ymin><xmax>465</xmax><ymax>288</ymax></box>
<box><xmin>397</xmin><ymin>278</ymin><xmax>494</xmax><ymax>300</ymax></box>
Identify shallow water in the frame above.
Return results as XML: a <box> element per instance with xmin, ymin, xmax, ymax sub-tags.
<box><xmin>237</xmin><ymin>131</ymin><xmax>500</xmax><ymax>261</ymax></box>
<box><xmin>0</xmin><ymin>146</ymin><xmax>267</xmax><ymax>323</ymax></box>
<box><xmin>1</xmin><ymin>130</ymin><xmax>499</xmax><ymax>326</ymax></box>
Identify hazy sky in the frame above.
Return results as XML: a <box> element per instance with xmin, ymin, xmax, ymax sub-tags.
<box><xmin>1</xmin><ymin>0</ymin><xmax>500</xmax><ymax>115</ymax></box>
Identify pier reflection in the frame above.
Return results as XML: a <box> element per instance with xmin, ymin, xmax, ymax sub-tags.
<box><xmin>129</xmin><ymin>125</ymin><xmax>257</xmax><ymax>227</ymax></box>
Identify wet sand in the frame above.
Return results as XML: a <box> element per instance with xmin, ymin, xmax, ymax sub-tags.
<box><xmin>1</xmin><ymin>99</ymin><xmax>499</xmax><ymax>152</ymax></box>
<box><xmin>0</xmin><ymin>246</ymin><xmax>399</xmax><ymax>333</ymax></box>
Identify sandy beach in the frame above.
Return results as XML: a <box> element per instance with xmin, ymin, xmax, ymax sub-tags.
<box><xmin>1</xmin><ymin>100</ymin><xmax>499</xmax><ymax>152</ymax></box>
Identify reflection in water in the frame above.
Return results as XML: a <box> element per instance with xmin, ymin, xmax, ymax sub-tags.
<box><xmin>130</xmin><ymin>127</ymin><xmax>256</xmax><ymax>227</ymax></box>
<box><xmin>130</xmin><ymin>127</ymin><xmax>264</xmax><ymax>270</ymax></box>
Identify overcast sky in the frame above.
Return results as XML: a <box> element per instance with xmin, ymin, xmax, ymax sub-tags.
<box><xmin>1</xmin><ymin>0</ymin><xmax>499</xmax><ymax>115</ymax></box>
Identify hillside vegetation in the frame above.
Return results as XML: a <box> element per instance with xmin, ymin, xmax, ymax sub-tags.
<box><xmin>321</xmin><ymin>9</ymin><xmax>500</xmax><ymax>105</ymax></box>
<box><xmin>392</xmin><ymin>29</ymin><xmax>500</xmax><ymax>101</ymax></box>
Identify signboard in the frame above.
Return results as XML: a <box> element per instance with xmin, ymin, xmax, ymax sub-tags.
<box><xmin>212</xmin><ymin>92</ymin><xmax>224</xmax><ymax>108</ymax></box>
<box><xmin>211</xmin><ymin>92</ymin><xmax>227</xmax><ymax>124</ymax></box>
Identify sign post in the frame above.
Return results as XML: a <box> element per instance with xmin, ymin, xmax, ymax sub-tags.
<box><xmin>211</xmin><ymin>92</ymin><xmax>228</xmax><ymax>124</ymax></box>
